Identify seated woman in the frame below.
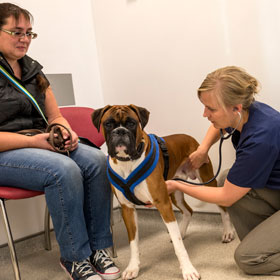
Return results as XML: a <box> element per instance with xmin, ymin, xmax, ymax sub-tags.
<box><xmin>0</xmin><ymin>3</ymin><xmax>120</xmax><ymax>280</ymax></box>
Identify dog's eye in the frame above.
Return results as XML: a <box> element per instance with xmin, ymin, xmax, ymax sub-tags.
<box><xmin>125</xmin><ymin>120</ymin><xmax>136</xmax><ymax>129</ymax></box>
<box><xmin>104</xmin><ymin>120</ymin><xmax>116</xmax><ymax>130</ymax></box>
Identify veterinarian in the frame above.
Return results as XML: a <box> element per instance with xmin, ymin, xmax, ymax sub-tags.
<box><xmin>166</xmin><ymin>66</ymin><xmax>280</xmax><ymax>276</ymax></box>
<box><xmin>0</xmin><ymin>3</ymin><xmax>120</xmax><ymax>280</ymax></box>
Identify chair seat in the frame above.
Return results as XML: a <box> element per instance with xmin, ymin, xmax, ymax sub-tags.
<box><xmin>0</xmin><ymin>186</ymin><xmax>44</xmax><ymax>200</ymax></box>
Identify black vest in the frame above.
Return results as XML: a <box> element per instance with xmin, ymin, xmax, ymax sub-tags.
<box><xmin>0</xmin><ymin>53</ymin><xmax>49</xmax><ymax>131</ymax></box>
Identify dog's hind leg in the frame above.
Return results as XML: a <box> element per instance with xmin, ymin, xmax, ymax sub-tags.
<box><xmin>120</xmin><ymin>204</ymin><xmax>140</xmax><ymax>280</ymax></box>
<box><xmin>172</xmin><ymin>161</ymin><xmax>196</xmax><ymax>239</ymax></box>
<box><xmin>217</xmin><ymin>206</ymin><xmax>235</xmax><ymax>242</ymax></box>
<box><xmin>216</xmin><ymin>169</ymin><xmax>235</xmax><ymax>242</ymax></box>
<box><xmin>198</xmin><ymin>165</ymin><xmax>235</xmax><ymax>243</ymax></box>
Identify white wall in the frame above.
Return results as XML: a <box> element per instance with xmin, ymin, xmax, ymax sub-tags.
<box><xmin>0</xmin><ymin>0</ymin><xmax>103</xmax><ymax>245</ymax></box>
<box><xmin>24</xmin><ymin>0</ymin><xmax>103</xmax><ymax>108</ymax></box>
<box><xmin>91</xmin><ymin>0</ymin><xmax>280</xmax><ymax>212</ymax></box>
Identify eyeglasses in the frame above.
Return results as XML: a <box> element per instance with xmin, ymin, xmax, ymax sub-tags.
<box><xmin>0</xmin><ymin>28</ymin><xmax>38</xmax><ymax>39</ymax></box>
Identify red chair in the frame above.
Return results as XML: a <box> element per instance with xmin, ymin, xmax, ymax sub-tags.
<box><xmin>59</xmin><ymin>106</ymin><xmax>105</xmax><ymax>147</ymax></box>
<box><xmin>0</xmin><ymin>106</ymin><xmax>115</xmax><ymax>280</ymax></box>
<box><xmin>0</xmin><ymin>190</ymin><xmax>51</xmax><ymax>280</ymax></box>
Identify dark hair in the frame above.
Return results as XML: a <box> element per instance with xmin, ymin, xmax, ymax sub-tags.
<box><xmin>0</xmin><ymin>3</ymin><xmax>33</xmax><ymax>28</ymax></box>
<box><xmin>36</xmin><ymin>75</ymin><xmax>49</xmax><ymax>94</ymax></box>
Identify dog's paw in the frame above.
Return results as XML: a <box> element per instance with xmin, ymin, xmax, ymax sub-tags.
<box><xmin>182</xmin><ymin>265</ymin><xmax>201</xmax><ymax>280</ymax></box>
<box><xmin>122</xmin><ymin>266</ymin><xmax>139</xmax><ymax>279</ymax></box>
<box><xmin>221</xmin><ymin>228</ymin><xmax>235</xmax><ymax>243</ymax></box>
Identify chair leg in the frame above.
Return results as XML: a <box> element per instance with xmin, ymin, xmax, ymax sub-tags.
<box><xmin>110</xmin><ymin>192</ymin><xmax>117</xmax><ymax>258</ymax></box>
<box><xmin>0</xmin><ymin>199</ymin><xmax>21</xmax><ymax>280</ymax></box>
<box><xmin>44</xmin><ymin>205</ymin><xmax>51</xmax><ymax>251</ymax></box>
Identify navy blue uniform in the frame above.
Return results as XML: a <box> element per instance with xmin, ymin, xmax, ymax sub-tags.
<box><xmin>227</xmin><ymin>101</ymin><xmax>280</xmax><ymax>189</ymax></box>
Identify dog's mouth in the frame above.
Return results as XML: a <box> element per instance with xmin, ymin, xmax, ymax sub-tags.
<box><xmin>106</xmin><ymin>136</ymin><xmax>131</xmax><ymax>160</ymax></box>
<box><xmin>115</xmin><ymin>144</ymin><xmax>127</xmax><ymax>153</ymax></box>
<box><xmin>114</xmin><ymin>144</ymin><xmax>130</xmax><ymax>161</ymax></box>
<box><xmin>108</xmin><ymin>140</ymin><xmax>145</xmax><ymax>162</ymax></box>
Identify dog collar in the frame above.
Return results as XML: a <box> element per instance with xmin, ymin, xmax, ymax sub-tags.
<box><xmin>107</xmin><ymin>134</ymin><xmax>162</xmax><ymax>206</ymax></box>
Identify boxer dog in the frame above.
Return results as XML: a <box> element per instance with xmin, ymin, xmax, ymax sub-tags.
<box><xmin>92</xmin><ymin>105</ymin><xmax>234</xmax><ymax>280</ymax></box>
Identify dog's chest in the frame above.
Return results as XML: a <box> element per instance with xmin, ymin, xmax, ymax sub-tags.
<box><xmin>109</xmin><ymin>156</ymin><xmax>152</xmax><ymax>204</ymax></box>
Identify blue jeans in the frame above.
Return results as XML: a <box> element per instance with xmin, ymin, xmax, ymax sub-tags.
<box><xmin>0</xmin><ymin>143</ymin><xmax>112</xmax><ymax>262</ymax></box>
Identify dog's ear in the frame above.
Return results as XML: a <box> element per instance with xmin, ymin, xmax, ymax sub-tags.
<box><xmin>92</xmin><ymin>105</ymin><xmax>112</xmax><ymax>132</ymax></box>
<box><xmin>129</xmin><ymin>104</ymin><xmax>150</xmax><ymax>129</ymax></box>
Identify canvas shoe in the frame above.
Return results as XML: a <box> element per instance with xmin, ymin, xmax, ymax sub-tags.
<box><xmin>90</xmin><ymin>249</ymin><xmax>121</xmax><ymax>280</ymax></box>
<box><xmin>60</xmin><ymin>257</ymin><xmax>103</xmax><ymax>280</ymax></box>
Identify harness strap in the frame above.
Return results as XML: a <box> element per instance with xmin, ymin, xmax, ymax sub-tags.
<box><xmin>107</xmin><ymin>134</ymin><xmax>170</xmax><ymax>205</ymax></box>
<box><xmin>107</xmin><ymin>134</ymin><xmax>159</xmax><ymax>205</ymax></box>
<box><xmin>107</xmin><ymin>168</ymin><xmax>147</xmax><ymax>205</ymax></box>
<box><xmin>154</xmin><ymin>135</ymin><xmax>169</xmax><ymax>180</ymax></box>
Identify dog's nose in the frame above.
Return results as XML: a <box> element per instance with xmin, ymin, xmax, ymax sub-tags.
<box><xmin>113</xmin><ymin>127</ymin><xmax>127</xmax><ymax>136</ymax></box>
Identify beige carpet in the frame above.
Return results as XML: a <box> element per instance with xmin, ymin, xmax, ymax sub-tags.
<box><xmin>0</xmin><ymin>209</ymin><xmax>279</xmax><ymax>280</ymax></box>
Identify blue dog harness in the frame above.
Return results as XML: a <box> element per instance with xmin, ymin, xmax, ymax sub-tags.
<box><xmin>107</xmin><ymin>134</ymin><xmax>169</xmax><ymax>206</ymax></box>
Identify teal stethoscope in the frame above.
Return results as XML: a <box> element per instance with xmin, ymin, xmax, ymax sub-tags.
<box><xmin>173</xmin><ymin>111</ymin><xmax>242</xmax><ymax>185</ymax></box>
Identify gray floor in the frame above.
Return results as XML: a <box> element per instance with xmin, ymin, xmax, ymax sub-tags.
<box><xmin>0</xmin><ymin>209</ymin><xmax>279</xmax><ymax>280</ymax></box>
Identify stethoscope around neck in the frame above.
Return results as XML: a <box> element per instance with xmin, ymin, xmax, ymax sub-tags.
<box><xmin>173</xmin><ymin>111</ymin><xmax>242</xmax><ymax>185</ymax></box>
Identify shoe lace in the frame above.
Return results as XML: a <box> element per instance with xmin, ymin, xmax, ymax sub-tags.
<box><xmin>94</xmin><ymin>249</ymin><xmax>114</xmax><ymax>268</ymax></box>
<box><xmin>72</xmin><ymin>259</ymin><xmax>94</xmax><ymax>276</ymax></box>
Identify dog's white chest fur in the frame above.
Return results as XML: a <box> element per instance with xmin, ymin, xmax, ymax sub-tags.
<box><xmin>109</xmin><ymin>154</ymin><xmax>153</xmax><ymax>205</ymax></box>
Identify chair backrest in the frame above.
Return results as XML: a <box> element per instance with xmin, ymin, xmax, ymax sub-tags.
<box><xmin>59</xmin><ymin>106</ymin><xmax>105</xmax><ymax>147</ymax></box>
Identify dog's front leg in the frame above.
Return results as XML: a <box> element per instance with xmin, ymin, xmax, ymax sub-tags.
<box><xmin>156</xmin><ymin>202</ymin><xmax>200</xmax><ymax>280</ymax></box>
<box><xmin>121</xmin><ymin>204</ymin><xmax>140</xmax><ymax>279</ymax></box>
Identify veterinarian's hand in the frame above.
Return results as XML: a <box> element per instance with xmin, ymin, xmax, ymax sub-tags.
<box><xmin>166</xmin><ymin>180</ymin><xmax>178</xmax><ymax>194</ymax></box>
<box><xmin>188</xmin><ymin>147</ymin><xmax>209</xmax><ymax>170</ymax></box>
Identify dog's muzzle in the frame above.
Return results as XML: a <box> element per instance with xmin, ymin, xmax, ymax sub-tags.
<box><xmin>108</xmin><ymin>127</ymin><xmax>132</xmax><ymax>158</ymax></box>
<box><xmin>107</xmin><ymin>127</ymin><xmax>144</xmax><ymax>161</ymax></box>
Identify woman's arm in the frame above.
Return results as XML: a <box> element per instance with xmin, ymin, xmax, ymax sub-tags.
<box><xmin>0</xmin><ymin>131</ymin><xmax>53</xmax><ymax>152</ymax></box>
<box><xmin>166</xmin><ymin>178</ymin><xmax>251</xmax><ymax>207</ymax></box>
<box><xmin>188</xmin><ymin>124</ymin><xmax>221</xmax><ymax>169</ymax></box>
<box><xmin>44</xmin><ymin>87</ymin><xmax>78</xmax><ymax>151</ymax></box>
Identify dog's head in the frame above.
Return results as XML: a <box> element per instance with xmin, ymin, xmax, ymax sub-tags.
<box><xmin>92</xmin><ymin>104</ymin><xmax>150</xmax><ymax>161</ymax></box>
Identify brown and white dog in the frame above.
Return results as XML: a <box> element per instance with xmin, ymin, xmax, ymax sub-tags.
<box><xmin>92</xmin><ymin>105</ymin><xmax>234</xmax><ymax>280</ymax></box>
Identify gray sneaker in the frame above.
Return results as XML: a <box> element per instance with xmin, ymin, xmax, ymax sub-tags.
<box><xmin>90</xmin><ymin>249</ymin><xmax>121</xmax><ymax>280</ymax></box>
<box><xmin>60</xmin><ymin>257</ymin><xmax>102</xmax><ymax>280</ymax></box>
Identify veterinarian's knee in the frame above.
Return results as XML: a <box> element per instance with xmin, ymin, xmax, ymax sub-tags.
<box><xmin>234</xmin><ymin>243</ymin><xmax>271</xmax><ymax>275</ymax></box>
<box><xmin>234</xmin><ymin>245</ymin><xmax>255</xmax><ymax>274</ymax></box>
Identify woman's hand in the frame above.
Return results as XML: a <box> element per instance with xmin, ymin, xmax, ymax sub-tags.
<box><xmin>166</xmin><ymin>180</ymin><xmax>178</xmax><ymax>194</ymax></box>
<box><xmin>28</xmin><ymin>133</ymin><xmax>55</xmax><ymax>151</ymax></box>
<box><xmin>61</xmin><ymin>128</ymin><xmax>79</xmax><ymax>151</ymax></box>
<box><xmin>188</xmin><ymin>146</ymin><xmax>209</xmax><ymax>170</ymax></box>
<box><xmin>27</xmin><ymin>128</ymin><xmax>79</xmax><ymax>152</ymax></box>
